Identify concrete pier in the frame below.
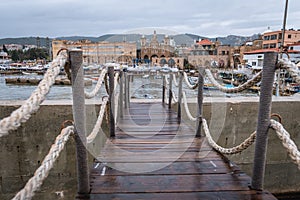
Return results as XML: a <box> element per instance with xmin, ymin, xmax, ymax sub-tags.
<box><xmin>0</xmin><ymin>96</ymin><xmax>299</xmax><ymax>199</ymax></box>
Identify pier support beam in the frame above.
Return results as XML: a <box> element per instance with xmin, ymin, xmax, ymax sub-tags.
<box><xmin>108</xmin><ymin>66</ymin><xmax>115</xmax><ymax>137</ymax></box>
<box><xmin>251</xmin><ymin>52</ymin><xmax>278</xmax><ymax>190</ymax></box>
<box><xmin>168</xmin><ymin>73</ymin><xmax>173</xmax><ymax>109</ymax></box>
<box><xmin>177</xmin><ymin>72</ymin><xmax>183</xmax><ymax>122</ymax></box>
<box><xmin>162</xmin><ymin>75</ymin><xmax>166</xmax><ymax>104</ymax></box>
<box><xmin>196</xmin><ymin>67</ymin><xmax>204</xmax><ymax>137</ymax></box>
<box><xmin>119</xmin><ymin>70</ymin><xmax>124</xmax><ymax>119</ymax></box>
<box><xmin>69</xmin><ymin>50</ymin><xmax>90</xmax><ymax>198</ymax></box>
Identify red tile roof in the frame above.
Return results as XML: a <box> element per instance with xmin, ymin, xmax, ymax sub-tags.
<box><xmin>197</xmin><ymin>39</ymin><xmax>212</xmax><ymax>45</ymax></box>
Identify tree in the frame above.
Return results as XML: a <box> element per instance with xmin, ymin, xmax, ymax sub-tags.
<box><xmin>2</xmin><ymin>45</ymin><xmax>8</xmax><ymax>53</ymax></box>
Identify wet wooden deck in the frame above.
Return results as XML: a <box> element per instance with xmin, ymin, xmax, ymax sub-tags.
<box><xmin>89</xmin><ymin>103</ymin><xmax>277</xmax><ymax>200</ymax></box>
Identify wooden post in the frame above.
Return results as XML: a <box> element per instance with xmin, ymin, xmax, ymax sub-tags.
<box><xmin>196</xmin><ymin>67</ymin><xmax>204</xmax><ymax>137</ymax></box>
<box><xmin>119</xmin><ymin>70</ymin><xmax>124</xmax><ymax>119</ymax></box>
<box><xmin>124</xmin><ymin>72</ymin><xmax>128</xmax><ymax>109</ymax></box>
<box><xmin>162</xmin><ymin>75</ymin><xmax>166</xmax><ymax>104</ymax></box>
<box><xmin>108</xmin><ymin>66</ymin><xmax>115</xmax><ymax>137</ymax></box>
<box><xmin>69</xmin><ymin>50</ymin><xmax>90</xmax><ymax>198</ymax></box>
<box><xmin>177</xmin><ymin>72</ymin><xmax>183</xmax><ymax>122</ymax></box>
<box><xmin>251</xmin><ymin>52</ymin><xmax>278</xmax><ymax>190</ymax></box>
<box><xmin>168</xmin><ymin>73</ymin><xmax>173</xmax><ymax>109</ymax></box>
<box><xmin>127</xmin><ymin>74</ymin><xmax>131</xmax><ymax>105</ymax></box>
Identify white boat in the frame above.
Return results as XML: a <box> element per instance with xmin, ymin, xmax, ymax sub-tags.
<box><xmin>22</xmin><ymin>71</ymin><xmax>38</xmax><ymax>75</ymax></box>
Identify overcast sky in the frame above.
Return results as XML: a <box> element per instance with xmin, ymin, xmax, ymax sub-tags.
<box><xmin>1</xmin><ymin>0</ymin><xmax>299</xmax><ymax>39</ymax></box>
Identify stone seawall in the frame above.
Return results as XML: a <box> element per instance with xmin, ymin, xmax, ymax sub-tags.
<box><xmin>0</xmin><ymin>96</ymin><xmax>299</xmax><ymax>199</ymax></box>
<box><xmin>0</xmin><ymin>100</ymin><xmax>104</xmax><ymax>200</ymax></box>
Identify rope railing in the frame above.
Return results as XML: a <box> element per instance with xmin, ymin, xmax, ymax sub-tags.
<box><xmin>202</xmin><ymin>118</ymin><xmax>256</xmax><ymax>154</ymax></box>
<box><xmin>277</xmin><ymin>58</ymin><xmax>300</xmax><ymax>83</ymax></box>
<box><xmin>183</xmin><ymin>72</ymin><xmax>198</xmax><ymax>89</ymax></box>
<box><xmin>205</xmin><ymin>69</ymin><xmax>262</xmax><ymax>93</ymax></box>
<box><xmin>85</xmin><ymin>69</ymin><xmax>107</xmax><ymax>99</ymax></box>
<box><xmin>0</xmin><ymin>52</ymin><xmax>67</xmax><ymax>137</ymax></box>
<box><xmin>182</xmin><ymin>91</ymin><xmax>197</xmax><ymax>122</ymax></box>
<box><xmin>87</xmin><ymin>98</ymin><xmax>108</xmax><ymax>144</ymax></box>
<box><xmin>173</xmin><ymin>73</ymin><xmax>179</xmax><ymax>87</ymax></box>
<box><xmin>164</xmin><ymin>74</ymin><xmax>169</xmax><ymax>86</ymax></box>
<box><xmin>270</xmin><ymin>119</ymin><xmax>300</xmax><ymax>170</ymax></box>
<box><xmin>12</xmin><ymin>126</ymin><xmax>74</xmax><ymax>200</ymax></box>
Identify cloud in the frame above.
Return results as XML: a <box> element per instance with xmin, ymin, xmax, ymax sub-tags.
<box><xmin>0</xmin><ymin>0</ymin><xmax>299</xmax><ymax>38</ymax></box>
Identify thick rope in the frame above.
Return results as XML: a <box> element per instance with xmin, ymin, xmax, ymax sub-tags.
<box><xmin>277</xmin><ymin>58</ymin><xmax>300</xmax><ymax>83</ymax></box>
<box><xmin>173</xmin><ymin>74</ymin><xmax>179</xmax><ymax>87</ymax></box>
<box><xmin>85</xmin><ymin>69</ymin><xmax>107</xmax><ymax>99</ymax></box>
<box><xmin>205</xmin><ymin>69</ymin><xmax>262</xmax><ymax>93</ymax></box>
<box><xmin>164</xmin><ymin>74</ymin><xmax>169</xmax><ymax>85</ymax></box>
<box><xmin>114</xmin><ymin>72</ymin><xmax>120</xmax><ymax>91</ymax></box>
<box><xmin>87</xmin><ymin>98</ymin><xmax>108</xmax><ymax>144</ymax></box>
<box><xmin>12</xmin><ymin>126</ymin><xmax>74</xmax><ymax>200</ymax></box>
<box><xmin>202</xmin><ymin>118</ymin><xmax>256</xmax><ymax>154</ymax></box>
<box><xmin>270</xmin><ymin>119</ymin><xmax>300</xmax><ymax>170</ymax></box>
<box><xmin>172</xmin><ymin>91</ymin><xmax>178</xmax><ymax>103</ymax></box>
<box><xmin>0</xmin><ymin>53</ymin><xmax>67</xmax><ymax>137</ymax></box>
<box><xmin>183</xmin><ymin>72</ymin><xmax>198</xmax><ymax>89</ymax></box>
<box><xmin>182</xmin><ymin>91</ymin><xmax>197</xmax><ymax>122</ymax></box>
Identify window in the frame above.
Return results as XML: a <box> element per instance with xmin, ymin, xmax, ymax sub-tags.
<box><xmin>263</xmin><ymin>44</ymin><xmax>269</xmax><ymax>49</ymax></box>
<box><xmin>264</xmin><ymin>36</ymin><xmax>270</xmax><ymax>40</ymax></box>
<box><xmin>271</xmin><ymin>35</ymin><xmax>277</xmax><ymax>40</ymax></box>
<box><xmin>270</xmin><ymin>43</ymin><xmax>276</xmax><ymax>48</ymax></box>
<box><xmin>252</xmin><ymin>62</ymin><xmax>257</xmax><ymax>66</ymax></box>
<box><xmin>288</xmin><ymin>34</ymin><xmax>292</xmax><ymax>39</ymax></box>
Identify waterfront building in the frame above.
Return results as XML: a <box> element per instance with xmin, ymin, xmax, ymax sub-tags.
<box><xmin>139</xmin><ymin>31</ymin><xmax>175</xmax><ymax>63</ymax></box>
<box><xmin>262</xmin><ymin>28</ymin><xmax>300</xmax><ymax>49</ymax></box>
<box><xmin>152</xmin><ymin>57</ymin><xmax>186</xmax><ymax>69</ymax></box>
<box><xmin>52</xmin><ymin>39</ymin><xmax>137</xmax><ymax>65</ymax></box>
<box><xmin>187</xmin><ymin>39</ymin><xmax>231</xmax><ymax>68</ymax></box>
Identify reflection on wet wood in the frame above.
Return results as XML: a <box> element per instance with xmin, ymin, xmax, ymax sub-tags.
<box><xmin>89</xmin><ymin>103</ymin><xmax>277</xmax><ymax>200</ymax></box>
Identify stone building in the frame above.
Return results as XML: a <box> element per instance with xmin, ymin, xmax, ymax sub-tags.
<box><xmin>262</xmin><ymin>28</ymin><xmax>300</xmax><ymax>49</ymax></box>
<box><xmin>52</xmin><ymin>39</ymin><xmax>137</xmax><ymax>65</ymax></box>
<box><xmin>140</xmin><ymin>31</ymin><xmax>175</xmax><ymax>63</ymax></box>
<box><xmin>152</xmin><ymin>57</ymin><xmax>186</xmax><ymax>69</ymax></box>
<box><xmin>187</xmin><ymin>39</ymin><xmax>232</xmax><ymax>68</ymax></box>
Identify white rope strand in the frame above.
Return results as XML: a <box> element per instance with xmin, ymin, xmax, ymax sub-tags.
<box><xmin>277</xmin><ymin>58</ymin><xmax>300</xmax><ymax>83</ymax></box>
<box><xmin>12</xmin><ymin>126</ymin><xmax>74</xmax><ymax>200</ymax></box>
<box><xmin>202</xmin><ymin>118</ymin><xmax>256</xmax><ymax>154</ymax></box>
<box><xmin>85</xmin><ymin>69</ymin><xmax>107</xmax><ymax>99</ymax></box>
<box><xmin>173</xmin><ymin>74</ymin><xmax>179</xmax><ymax>87</ymax></box>
<box><xmin>87</xmin><ymin>98</ymin><xmax>108</xmax><ymax>144</ymax></box>
<box><xmin>183</xmin><ymin>72</ymin><xmax>198</xmax><ymax>89</ymax></box>
<box><xmin>270</xmin><ymin>119</ymin><xmax>300</xmax><ymax>170</ymax></box>
<box><xmin>172</xmin><ymin>91</ymin><xmax>178</xmax><ymax>103</ymax></box>
<box><xmin>205</xmin><ymin>69</ymin><xmax>262</xmax><ymax>93</ymax></box>
<box><xmin>164</xmin><ymin>74</ymin><xmax>169</xmax><ymax>85</ymax></box>
<box><xmin>182</xmin><ymin>91</ymin><xmax>197</xmax><ymax>122</ymax></box>
<box><xmin>0</xmin><ymin>53</ymin><xmax>67</xmax><ymax>137</ymax></box>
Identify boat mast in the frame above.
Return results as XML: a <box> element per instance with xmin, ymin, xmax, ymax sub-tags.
<box><xmin>276</xmin><ymin>0</ymin><xmax>289</xmax><ymax>96</ymax></box>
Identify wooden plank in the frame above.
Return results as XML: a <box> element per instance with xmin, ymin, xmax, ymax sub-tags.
<box><xmin>90</xmin><ymin>160</ymin><xmax>233</xmax><ymax>176</ymax></box>
<box><xmin>89</xmin><ymin>191</ymin><xmax>277</xmax><ymax>200</ymax></box>
<box><xmin>89</xmin><ymin>102</ymin><xmax>277</xmax><ymax>200</ymax></box>
<box><xmin>90</xmin><ymin>174</ymin><xmax>251</xmax><ymax>193</ymax></box>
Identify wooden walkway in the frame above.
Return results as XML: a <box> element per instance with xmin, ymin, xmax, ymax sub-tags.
<box><xmin>89</xmin><ymin>102</ymin><xmax>277</xmax><ymax>200</ymax></box>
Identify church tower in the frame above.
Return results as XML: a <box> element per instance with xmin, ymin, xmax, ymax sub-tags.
<box><xmin>140</xmin><ymin>35</ymin><xmax>146</xmax><ymax>47</ymax></box>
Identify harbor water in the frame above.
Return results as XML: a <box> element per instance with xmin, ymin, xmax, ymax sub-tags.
<box><xmin>0</xmin><ymin>73</ymin><xmax>259</xmax><ymax>101</ymax></box>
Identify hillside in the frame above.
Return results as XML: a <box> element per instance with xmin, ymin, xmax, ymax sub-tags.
<box><xmin>0</xmin><ymin>33</ymin><xmax>260</xmax><ymax>47</ymax></box>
